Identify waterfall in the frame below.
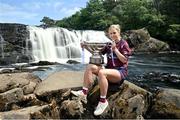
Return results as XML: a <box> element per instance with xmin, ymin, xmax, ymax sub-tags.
<box><xmin>28</xmin><ymin>26</ymin><xmax>110</xmax><ymax>63</ymax></box>
<box><xmin>0</xmin><ymin>34</ymin><xmax>5</xmax><ymax>59</ymax></box>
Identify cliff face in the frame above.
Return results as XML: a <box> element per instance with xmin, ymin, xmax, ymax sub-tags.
<box><xmin>0</xmin><ymin>23</ymin><xmax>29</xmax><ymax>52</ymax></box>
<box><xmin>0</xmin><ymin>23</ymin><xmax>32</xmax><ymax>64</ymax></box>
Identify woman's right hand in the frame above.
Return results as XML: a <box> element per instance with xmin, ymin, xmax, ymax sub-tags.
<box><xmin>80</xmin><ymin>42</ymin><xmax>86</xmax><ymax>49</ymax></box>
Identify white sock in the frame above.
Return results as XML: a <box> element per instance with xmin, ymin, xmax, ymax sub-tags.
<box><xmin>82</xmin><ymin>87</ymin><xmax>88</xmax><ymax>90</ymax></box>
<box><xmin>100</xmin><ymin>95</ymin><xmax>106</xmax><ymax>99</ymax></box>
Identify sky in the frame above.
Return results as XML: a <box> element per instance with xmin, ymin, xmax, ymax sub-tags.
<box><xmin>0</xmin><ymin>0</ymin><xmax>89</xmax><ymax>26</ymax></box>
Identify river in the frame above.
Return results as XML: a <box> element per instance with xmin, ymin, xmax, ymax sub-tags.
<box><xmin>128</xmin><ymin>52</ymin><xmax>180</xmax><ymax>91</ymax></box>
<box><xmin>33</xmin><ymin>52</ymin><xmax>180</xmax><ymax>92</ymax></box>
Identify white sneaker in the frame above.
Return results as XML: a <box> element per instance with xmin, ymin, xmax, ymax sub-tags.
<box><xmin>71</xmin><ymin>90</ymin><xmax>85</xmax><ymax>97</ymax></box>
<box><xmin>94</xmin><ymin>100</ymin><xmax>108</xmax><ymax>116</ymax></box>
<box><xmin>71</xmin><ymin>90</ymin><xmax>87</xmax><ymax>103</ymax></box>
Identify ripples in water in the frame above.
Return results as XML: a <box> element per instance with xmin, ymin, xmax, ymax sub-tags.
<box><xmin>33</xmin><ymin>53</ymin><xmax>180</xmax><ymax>91</ymax></box>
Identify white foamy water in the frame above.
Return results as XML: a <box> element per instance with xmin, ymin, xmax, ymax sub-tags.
<box><xmin>0</xmin><ymin>34</ymin><xmax>5</xmax><ymax>59</ymax></box>
<box><xmin>28</xmin><ymin>26</ymin><xmax>110</xmax><ymax>64</ymax></box>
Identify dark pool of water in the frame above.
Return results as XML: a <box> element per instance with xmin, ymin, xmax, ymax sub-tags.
<box><xmin>128</xmin><ymin>53</ymin><xmax>180</xmax><ymax>76</ymax></box>
<box><xmin>127</xmin><ymin>53</ymin><xmax>180</xmax><ymax>91</ymax></box>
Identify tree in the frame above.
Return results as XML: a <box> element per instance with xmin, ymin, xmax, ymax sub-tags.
<box><xmin>56</xmin><ymin>0</ymin><xmax>119</xmax><ymax>30</ymax></box>
<box><xmin>40</xmin><ymin>16</ymin><xmax>55</xmax><ymax>28</ymax></box>
<box><xmin>149</xmin><ymin>0</ymin><xmax>180</xmax><ymax>41</ymax></box>
<box><xmin>111</xmin><ymin>0</ymin><xmax>152</xmax><ymax>30</ymax></box>
<box><xmin>78</xmin><ymin>0</ymin><xmax>113</xmax><ymax>30</ymax></box>
<box><xmin>159</xmin><ymin>0</ymin><xmax>180</xmax><ymax>23</ymax></box>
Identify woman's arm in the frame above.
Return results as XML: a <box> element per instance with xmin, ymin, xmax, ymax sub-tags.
<box><xmin>113</xmin><ymin>48</ymin><xmax>127</xmax><ymax>63</ymax></box>
<box><xmin>111</xmin><ymin>41</ymin><xmax>129</xmax><ymax>63</ymax></box>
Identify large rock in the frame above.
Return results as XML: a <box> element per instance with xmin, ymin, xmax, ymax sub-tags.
<box><xmin>0</xmin><ymin>88</ymin><xmax>24</xmax><ymax>111</ymax></box>
<box><xmin>125</xmin><ymin>28</ymin><xmax>170</xmax><ymax>52</ymax></box>
<box><xmin>60</xmin><ymin>99</ymin><xmax>85</xmax><ymax>119</ymax></box>
<box><xmin>53</xmin><ymin>78</ymin><xmax>152</xmax><ymax>119</ymax></box>
<box><xmin>125</xmin><ymin>28</ymin><xmax>150</xmax><ymax>48</ymax></box>
<box><xmin>75</xmin><ymin>80</ymin><xmax>152</xmax><ymax>119</ymax></box>
<box><xmin>0</xmin><ymin>72</ymin><xmax>41</xmax><ymax>93</ymax></box>
<box><xmin>135</xmin><ymin>37</ymin><xmax>170</xmax><ymax>52</ymax></box>
<box><xmin>150</xmin><ymin>88</ymin><xmax>180</xmax><ymax>118</ymax></box>
<box><xmin>0</xmin><ymin>105</ymin><xmax>59</xmax><ymax>119</ymax></box>
<box><xmin>0</xmin><ymin>72</ymin><xmax>42</xmax><ymax>112</ymax></box>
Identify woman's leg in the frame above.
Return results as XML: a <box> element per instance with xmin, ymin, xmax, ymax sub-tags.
<box><xmin>98</xmin><ymin>69</ymin><xmax>122</xmax><ymax>96</ymax></box>
<box><xmin>94</xmin><ymin>68</ymin><xmax>121</xmax><ymax>116</ymax></box>
<box><xmin>83</xmin><ymin>64</ymin><xmax>102</xmax><ymax>88</ymax></box>
<box><xmin>71</xmin><ymin>64</ymin><xmax>102</xmax><ymax>97</ymax></box>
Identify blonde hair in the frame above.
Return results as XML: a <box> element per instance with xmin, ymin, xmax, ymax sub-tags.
<box><xmin>108</xmin><ymin>24</ymin><xmax>121</xmax><ymax>33</ymax></box>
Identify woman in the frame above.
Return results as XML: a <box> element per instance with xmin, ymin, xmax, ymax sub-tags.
<box><xmin>71</xmin><ymin>24</ymin><xmax>131</xmax><ymax>116</ymax></box>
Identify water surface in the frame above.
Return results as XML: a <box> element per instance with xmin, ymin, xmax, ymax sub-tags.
<box><xmin>33</xmin><ymin>53</ymin><xmax>180</xmax><ymax>90</ymax></box>
<box><xmin>127</xmin><ymin>53</ymin><xmax>180</xmax><ymax>90</ymax></box>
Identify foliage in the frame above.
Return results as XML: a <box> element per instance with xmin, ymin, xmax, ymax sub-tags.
<box><xmin>149</xmin><ymin>0</ymin><xmax>180</xmax><ymax>40</ymax></box>
<box><xmin>40</xmin><ymin>16</ymin><xmax>55</xmax><ymax>28</ymax></box>
<box><xmin>167</xmin><ymin>24</ymin><xmax>180</xmax><ymax>40</ymax></box>
<box><xmin>166</xmin><ymin>24</ymin><xmax>180</xmax><ymax>50</ymax></box>
<box><xmin>111</xmin><ymin>0</ymin><xmax>152</xmax><ymax>30</ymax></box>
<box><xmin>158</xmin><ymin>0</ymin><xmax>180</xmax><ymax>23</ymax></box>
<box><xmin>56</xmin><ymin>0</ymin><xmax>119</xmax><ymax>30</ymax></box>
<box><xmin>146</xmin><ymin>14</ymin><xmax>168</xmax><ymax>39</ymax></box>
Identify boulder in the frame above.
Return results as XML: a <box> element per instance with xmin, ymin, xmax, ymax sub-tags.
<box><xmin>23</xmin><ymin>81</ymin><xmax>37</xmax><ymax>95</ymax></box>
<box><xmin>0</xmin><ymin>88</ymin><xmax>24</xmax><ymax>111</ymax></box>
<box><xmin>124</xmin><ymin>28</ymin><xmax>150</xmax><ymax>48</ymax></box>
<box><xmin>135</xmin><ymin>37</ymin><xmax>170</xmax><ymax>52</ymax></box>
<box><xmin>0</xmin><ymin>105</ymin><xmax>59</xmax><ymax>119</ymax></box>
<box><xmin>60</xmin><ymin>99</ymin><xmax>85</xmax><ymax>118</ymax></box>
<box><xmin>0</xmin><ymin>72</ymin><xmax>41</xmax><ymax>93</ymax></box>
<box><xmin>124</xmin><ymin>28</ymin><xmax>170</xmax><ymax>52</ymax></box>
<box><xmin>0</xmin><ymin>72</ymin><xmax>42</xmax><ymax>112</ymax></box>
<box><xmin>82</xmin><ymin>80</ymin><xmax>152</xmax><ymax>119</ymax></box>
<box><xmin>150</xmin><ymin>88</ymin><xmax>180</xmax><ymax>118</ymax></box>
<box><xmin>108</xmin><ymin>80</ymin><xmax>152</xmax><ymax>119</ymax></box>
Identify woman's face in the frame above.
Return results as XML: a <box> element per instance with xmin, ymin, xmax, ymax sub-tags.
<box><xmin>108</xmin><ymin>28</ymin><xmax>120</xmax><ymax>41</ymax></box>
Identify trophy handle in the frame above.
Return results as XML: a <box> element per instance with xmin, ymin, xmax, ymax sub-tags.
<box><xmin>83</xmin><ymin>41</ymin><xmax>93</xmax><ymax>53</ymax></box>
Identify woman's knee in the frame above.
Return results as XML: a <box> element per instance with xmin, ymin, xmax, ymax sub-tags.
<box><xmin>86</xmin><ymin>64</ymin><xmax>99</xmax><ymax>72</ymax></box>
<box><xmin>98</xmin><ymin>69</ymin><xmax>106</xmax><ymax>77</ymax></box>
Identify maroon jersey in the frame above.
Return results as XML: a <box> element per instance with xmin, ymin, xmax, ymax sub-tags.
<box><xmin>102</xmin><ymin>39</ymin><xmax>131</xmax><ymax>69</ymax></box>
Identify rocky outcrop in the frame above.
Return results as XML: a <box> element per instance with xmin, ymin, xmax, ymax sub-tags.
<box><xmin>0</xmin><ymin>23</ymin><xmax>29</xmax><ymax>52</ymax></box>
<box><xmin>0</xmin><ymin>105</ymin><xmax>59</xmax><ymax>119</ymax></box>
<box><xmin>86</xmin><ymin>80</ymin><xmax>152</xmax><ymax>119</ymax></box>
<box><xmin>0</xmin><ymin>23</ymin><xmax>34</xmax><ymax>64</ymax></box>
<box><xmin>125</xmin><ymin>28</ymin><xmax>170</xmax><ymax>52</ymax></box>
<box><xmin>0</xmin><ymin>72</ymin><xmax>59</xmax><ymax>119</ymax></box>
<box><xmin>0</xmin><ymin>71</ymin><xmax>179</xmax><ymax>119</ymax></box>
<box><xmin>0</xmin><ymin>71</ymin><xmax>84</xmax><ymax>119</ymax></box>
<box><xmin>149</xmin><ymin>88</ymin><xmax>180</xmax><ymax>118</ymax></box>
<box><xmin>0</xmin><ymin>73</ymin><xmax>41</xmax><ymax>111</ymax></box>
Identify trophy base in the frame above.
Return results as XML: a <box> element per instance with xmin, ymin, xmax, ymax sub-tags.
<box><xmin>89</xmin><ymin>57</ymin><xmax>104</xmax><ymax>65</ymax></box>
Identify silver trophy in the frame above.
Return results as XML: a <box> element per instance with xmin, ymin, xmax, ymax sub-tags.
<box><xmin>84</xmin><ymin>42</ymin><xmax>110</xmax><ymax>65</ymax></box>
